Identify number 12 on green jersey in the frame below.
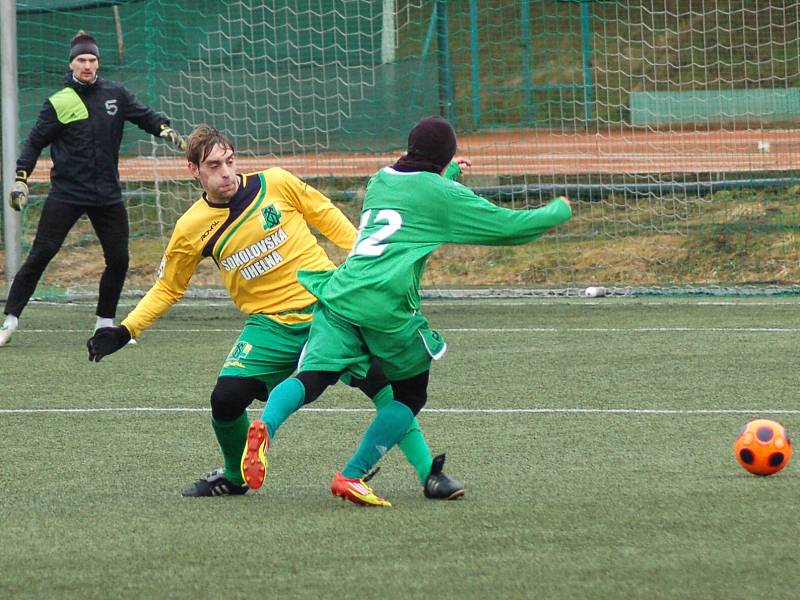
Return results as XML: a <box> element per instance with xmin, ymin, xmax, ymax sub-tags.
<box><xmin>351</xmin><ymin>209</ymin><xmax>403</xmax><ymax>257</ymax></box>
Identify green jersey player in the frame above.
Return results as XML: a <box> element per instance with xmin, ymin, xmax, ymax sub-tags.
<box><xmin>241</xmin><ymin>116</ymin><xmax>572</xmax><ymax>506</ymax></box>
<box><xmin>87</xmin><ymin>125</ymin><xmax>464</xmax><ymax>500</ymax></box>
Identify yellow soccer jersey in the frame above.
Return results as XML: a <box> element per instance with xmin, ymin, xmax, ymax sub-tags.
<box><xmin>122</xmin><ymin>168</ymin><xmax>356</xmax><ymax>337</ymax></box>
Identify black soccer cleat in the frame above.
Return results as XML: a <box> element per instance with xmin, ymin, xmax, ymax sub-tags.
<box><xmin>181</xmin><ymin>468</ymin><xmax>248</xmax><ymax>497</ymax></box>
<box><xmin>424</xmin><ymin>454</ymin><xmax>465</xmax><ymax>500</ymax></box>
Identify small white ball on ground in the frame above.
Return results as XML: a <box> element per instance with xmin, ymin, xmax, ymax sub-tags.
<box><xmin>584</xmin><ymin>286</ymin><xmax>607</xmax><ymax>297</ymax></box>
<box><xmin>757</xmin><ymin>140</ymin><xmax>770</xmax><ymax>152</ymax></box>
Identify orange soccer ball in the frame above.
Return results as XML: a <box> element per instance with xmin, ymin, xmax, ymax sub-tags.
<box><xmin>733</xmin><ymin>419</ymin><xmax>793</xmax><ymax>476</ymax></box>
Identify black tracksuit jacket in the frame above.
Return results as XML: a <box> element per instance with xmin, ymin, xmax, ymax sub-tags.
<box><xmin>16</xmin><ymin>73</ymin><xmax>170</xmax><ymax>206</ymax></box>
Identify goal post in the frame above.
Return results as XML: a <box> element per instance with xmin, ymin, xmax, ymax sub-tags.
<box><xmin>1</xmin><ymin>0</ymin><xmax>20</xmax><ymax>289</ymax></box>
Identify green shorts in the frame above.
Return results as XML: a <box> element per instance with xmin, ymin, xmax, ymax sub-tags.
<box><xmin>219</xmin><ymin>313</ymin><xmax>311</xmax><ymax>388</ymax></box>
<box><xmin>299</xmin><ymin>304</ymin><xmax>447</xmax><ymax>381</ymax></box>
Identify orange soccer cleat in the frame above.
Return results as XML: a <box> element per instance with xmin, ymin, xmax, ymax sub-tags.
<box><xmin>240</xmin><ymin>420</ymin><xmax>270</xmax><ymax>489</ymax></box>
<box><xmin>330</xmin><ymin>471</ymin><xmax>392</xmax><ymax>507</ymax></box>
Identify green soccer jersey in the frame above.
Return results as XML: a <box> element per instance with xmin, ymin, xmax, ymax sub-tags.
<box><xmin>298</xmin><ymin>167</ymin><xmax>572</xmax><ymax>332</ymax></box>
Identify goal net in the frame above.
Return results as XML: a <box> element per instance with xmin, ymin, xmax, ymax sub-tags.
<box><xmin>4</xmin><ymin>0</ymin><xmax>800</xmax><ymax>299</ymax></box>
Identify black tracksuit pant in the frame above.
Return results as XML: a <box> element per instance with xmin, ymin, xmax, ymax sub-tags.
<box><xmin>4</xmin><ymin>197</ymin><xmax>129</xmax><ymax>319</ymax></box>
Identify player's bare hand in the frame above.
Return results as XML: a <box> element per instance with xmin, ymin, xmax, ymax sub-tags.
<box><xmin>454</xmin><ymin>156</ymin><xmax>472</xmax><ymax>172</ymax></box>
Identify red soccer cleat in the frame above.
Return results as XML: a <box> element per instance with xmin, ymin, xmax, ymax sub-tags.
<box><xmin>330</xmin><ymin>471</ymin><xmax>392</xmax><ymax>507</ymax></box>
<box><xmin>240</xmin><ymin>420</ymin><xmax>270</xmax><ymax>489</ymax></box>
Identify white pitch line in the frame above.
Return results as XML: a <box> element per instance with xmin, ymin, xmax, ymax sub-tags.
<box><xmin>428</xmin><ymin>300</ymin><xmax>800</xmax><ymax>307</ymax></box>
<box><xmin>444</xmin><ymin>327</ymin><xmax>800</xmax><ymax>332</ymax></box>
<box><xmin>17</xmin><ymin>327</ymin><xmax>800</xmax><ymax>333</ymax></box>
<box><xmin>1</xmin><ymin>407</ymin><xmax>798</xmax><ymax>415</ymax></box>
<box><xmin>22</xmin><ymin>328</ymin><xmax>243</xmax><ymax>333</ymax></box>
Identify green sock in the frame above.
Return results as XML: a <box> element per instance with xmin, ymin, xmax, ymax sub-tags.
<box><xmin>342</xmin><ymin>400</ymin><xmax>415</xmax><ymax>479</ymax></box>
<box><xmin>372</xmin><ymin>385</ymin><xmax>432</xmax><ymax>485</ymax></box>
<box><xmin>211</xmin><ymin>412</ymin><xmax>250</xmax><ymax>486</ymax></box>
<box><xmin>260</xmin><ymin>377</ymin><xmax>306</xmax><ymax>439</ymax></box>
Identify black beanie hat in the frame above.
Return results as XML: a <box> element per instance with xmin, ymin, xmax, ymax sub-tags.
<box><xmin>69</xmin><ymin>31</ymin><xmax>100</xmax><ymax>61</ymax></box>
<box><xmin>406</xmin><ymin>116</ymin><xmax>457</xmax><ymax>169</ymax></box>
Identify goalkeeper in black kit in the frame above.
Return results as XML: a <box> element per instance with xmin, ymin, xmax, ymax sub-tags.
<box><xmin>1</xmin><ymin>31</ymin><xmax>185</xmax><ymax>347</ymax></box>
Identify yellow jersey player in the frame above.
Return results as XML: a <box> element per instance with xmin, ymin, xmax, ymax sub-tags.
<box><xmin>86</xmin><ymin>125</ymin><xmax>464</xmax><ymax>499</ymax></box>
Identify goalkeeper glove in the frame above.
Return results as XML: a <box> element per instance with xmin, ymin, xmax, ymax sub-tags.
<box><xmin>159</xmin><ymin>124</ymin><xmax>187</xmax><ymax>151</ymax></box>
<box><xmin>87</xmin><ymin>325</ymin><xmax>132</xmax><ymax>362</ymax></box>
<box><xmin>8</xmin><ymin>170</ymin><xmax>29</xmax><ymax>211</ymax></box>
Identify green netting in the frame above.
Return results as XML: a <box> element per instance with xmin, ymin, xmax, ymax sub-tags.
<box><xmin>10</xmin><ymin>1</ymin><xmax>800</xmax><ymax>144</ymax></box>
<box><xmin>13</xmin><ymin>0</ymin><xmax>435</xmax><ymax>154</ymax></box>
<box><xmin>2</xmin><ymin>0</ymin><xmax>800</xmax><ymax>296</ymax></box>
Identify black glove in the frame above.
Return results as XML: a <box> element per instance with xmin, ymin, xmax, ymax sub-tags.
<box><xmin>87</xmin><ymin>326</ymin><xmax>132</xmax><ymax>362</ymax></box>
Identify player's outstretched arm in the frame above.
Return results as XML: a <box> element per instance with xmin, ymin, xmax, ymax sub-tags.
<box><xmin>120</xmin><ymin>224</ymin><xmax>203</xmax><ymax>339</ymax></box>
<box><xmin>443</xmin><ymin>187</ymin><xmax>572</xmax><ymax>247</ymax></box>
<box><xmin>87</xmin><ymin>326</ymin><xmax>132</xmax><ymax>362</ymax></box>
